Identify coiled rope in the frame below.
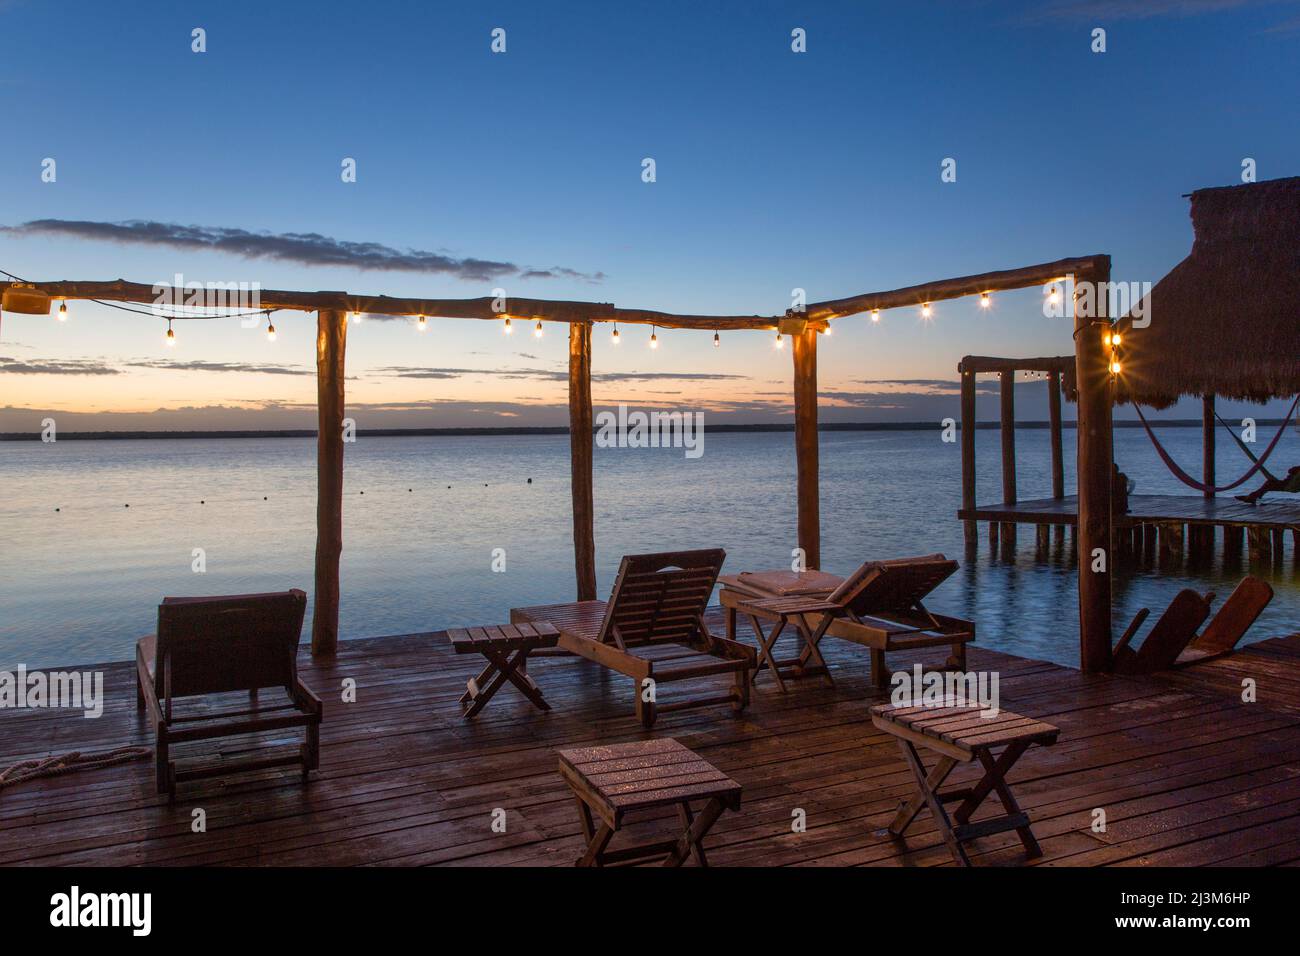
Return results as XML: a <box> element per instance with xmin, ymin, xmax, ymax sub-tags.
<box><xmin>0</xmin><ymin>747</ymin><xmax>151</xmax><ymax>793</ymax></box>
<box><xmin>1131</xmin><ymin>392</ymin><xmax>1300</xmax><ymax>494</ymax></box>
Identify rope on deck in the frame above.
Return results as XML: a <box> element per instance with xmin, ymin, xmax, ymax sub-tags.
<box><xmin>0</xmin><ymin>747</ymin><xmax>151</xmax><ymax>793</ymax></box>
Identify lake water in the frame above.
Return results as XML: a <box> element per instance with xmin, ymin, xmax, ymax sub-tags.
<box><xmin>1</xmin><ymin>427</ymin><xmax>1297</xmax><ymax>669</ymax></box>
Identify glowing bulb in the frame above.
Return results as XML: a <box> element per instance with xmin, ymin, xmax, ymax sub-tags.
<box><xmin>58</xmin><ymin>301</ymin><xmax>68</xmax><ymax>321</ymax></box>
<box><xmin>417</xmin><ymin>314</ymin><xmax>427</xmax><ymax>332</ymax></box>
<box><xmin>713</xmin><ymin>331</ymin><xmax>720</xmax><ymax>348</ymax></box>
<box><xmin>1111</xmin><ymin>332</ymin><xmax>1121</xmax><ymax>346</ymax></box>
<box><xmin>871</xmin><ymin>309</ymin><xmax>880</xmax><ymax>323</ymax></box>
<box><xmin>921</xmin><ymin>302</ymin><xmax>932</xmax><ymax>318</ymax></box>
<box><xmin>775</xmin><ymin>332</ymin><xmax>784</xmax><ymax>349</ymax></box>
<box><xmin>1110</xmin><ymin>359</ymin><xmax>1121</xmax><ymax>375</ymax></box>
<box><xmin>980</xmin><ymin>292</ymin><xmax>991</xmax><ymax>309</ymax></box>
<box><xmin>266</xmin><ymin>320</ymin><xmax>277</xmax><ymax>342</ymax></box>
<box><xmin>611</xmin><ymin>325</ymin><xmax>620</xmax><ymax>344</ymax></box>
<box><xmin>166</xmin><ymin>321</ymin><xmax>176</xmax><ymax>347</ymax></box>
<box><xmin>649</xmin><ymin>329</ymin><xmax>659</xmax><ymax>349</ymax></box>
<box><xmin>503</xmin><ymin>316</ymin><xmax>513</xmax><ymax>335</ymax></box>
<box><xmin>350</xmin><ymin>311</ymin><xmax>361</xmax><ymax>323</ymax></box>
<box><xmin>1047</xmin><ymin>285</ymin><xmax>1060</xmax><ymax>305</ymax></box>
<box><xmin>823</xmin><ymin>324</ymin><xmax>833</xmax><ymax>336</ymax></box>
<box><xmin>534</xmin><ymin>319</ymin><xmax>543</xmax><ymax>338</ymax></box>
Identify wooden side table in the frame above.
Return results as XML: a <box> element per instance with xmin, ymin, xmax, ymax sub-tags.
<box><xmin>447</xmin><ymin>622</ymin><xmax>559</xmax><ymax>718</ymax></box>
<box><xmin>558</xmin><ymin>738</ymin><xmax>742</xmax><ymax>867</ymax></box>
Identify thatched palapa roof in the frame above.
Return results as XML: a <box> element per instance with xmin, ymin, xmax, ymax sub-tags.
<box><xmin>1117</xmin><ymin>176</ymin><xmax>1300</xmax><ymax>409</ymax></box>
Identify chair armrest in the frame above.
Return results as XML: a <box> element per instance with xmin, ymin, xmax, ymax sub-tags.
<box><xmin>291</xmin><ymin>677</ymin><xmax>323</xmax><ymax>715</ymax></box>
<box><xmin>1114</xmin><ymin>608</ymin><xmax>1149</xmax><ymax>655</ymax></box>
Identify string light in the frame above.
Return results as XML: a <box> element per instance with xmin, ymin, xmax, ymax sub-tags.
<box><xmin>165</xmin><ymin>319</ymin><xmax>176</xmax><ymax>347</ymax></box>
<box><xmin>1047</xmin><ymin>284</ymin><xmax>1061</xmax><ymax>306</ymax></box>
<box><xmin>870</xmin><ymin>309</ymin><xmax>880</xmax><ymax>323</ymax></box>
<box><xmin>611</xmin><ymin>323</ymin><xmax>620</xmax><ymax>344</ymax></box>
<box><xmin>649</xmin><ymin>326</ymin><xmax>658</xmax><ymax>349</ymax></box>
<box><xmin>980</xmin><ymin>292</ymin><xmax>991</xmax><ymax>309</ymax></box>
<box><xmin>534</xmin><ymin>319</ymin><xmax>543</xmax><ymax>338</ymax></box>
<box><xmin>1110</xmin><ymin>359</ymin><xmax>1122</xmax><ymax>375</ymax></box>
<box><xmin>57</xmin><ymin>301</ymin><xmax>68</xmax><ymax>321</ymax></box>
<box><xmin>350</xmin><ymin>311</ymin><xmax>361</xmax><ymax>323</ymax></box>
<box><xmin>823</xmin><ymin>323</ymin><xmax>833</xmax><ymax>336</ymax></box>
<box><xmin>713</xmin><ymin>331</ymin><xmax>720</xmax><ymax>348</ymax></box>
<box><xmin>417</xmin><ymin>314</ymin><xmax>427</xmax><ymax>332</ymax></box>
<box><xmin>921</xmin><ymin>302</ymin><xmax>932</xmax><ymax>318</ymax></box>
<box><xmin>266</xmin><ymin>314</ymin><xmax>276</xmax><ymax>342</ymax></box>
<box><xmin>503</xmin><ymin>316</ymin><xmax>513</xmax><ymax>335</ymax></box>
<box><xmin>775</xmin><ymin>332</ymin><xmax>784</xmax><ymax>349</ymax></box>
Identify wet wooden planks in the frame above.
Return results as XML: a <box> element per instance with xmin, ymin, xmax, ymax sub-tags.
<box><xmin>1</xmin><ymin>618</ymin><xmax>1298</xmax><ymax>867</ymax></box>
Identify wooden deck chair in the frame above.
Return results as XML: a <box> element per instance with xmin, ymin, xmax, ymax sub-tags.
<box><xmin>1176</xmin><ymin>576</ymin><xmax>1274</xmax><ymax>667</ymax></box>
<box><xmin>735</xmin><ymin>554</ymin><xmax>967</xmax><ymax>690</ymax></box>
<box><xmin>511</xmin><ymin>549</ymin><xmax>755</xmax><ymax>728</ymax></box>
<box><xmin>1112</xmin><ymin>589</ymin><xmax>1211</xmax><ymax>675</ymax></box>
<box><xmin>135</xmin><ymin>589</ymin><xmax>322</xmax><ymax>798</ymax></box>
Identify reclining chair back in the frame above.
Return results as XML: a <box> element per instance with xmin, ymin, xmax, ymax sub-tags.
<box><xmin>153</xmin><ymin>590</ymin><xmax>308</xmax><ymax>699</ymax></box>
<box><xmin>597</xmin><ymin>549</ymin><xmax>725</xmax><ymax>647</ymax></box>
<box><xmin>829</xmin><ymin>554</ymin><xmax>958</xmax><ymax>621</ymax></box>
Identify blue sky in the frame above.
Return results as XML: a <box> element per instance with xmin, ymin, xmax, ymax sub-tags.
<box><xmin>0</xmin><ymin>0</ymin><xmax>1297</xmax><ymax>429</ymax></box>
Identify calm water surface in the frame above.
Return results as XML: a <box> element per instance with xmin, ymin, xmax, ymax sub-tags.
<box><xmin>2</xmin><ymin>428</ymin><xmax>1297</xmax><ymax>669</ymax></box>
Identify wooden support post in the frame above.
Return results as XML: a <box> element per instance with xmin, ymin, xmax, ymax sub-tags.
<box><xmin>312</xmin><ymin>310</ymin><xmax>347</xmax><ymax>656</ymax></box>
<box><xmin>960</xmin><ymin>366</ymin><xmax>977</xmax><ymax>547</ymax></box>
<box><xmin>793</xmin><ymin>329</ymin><xmax>820</xmax><ymax>569</ymax></box>
<box><xmin>568</xmin><ymin>322</ymin><xmax>597</xmax><ymax>601</ymax></box>
<box><xmin>1074</xmin><ymin>261</ymin><xmax>1113</xmax><ymax>673</ymax></box>
<box><xmin>1202</xmin><ymin>394</ymin><xmax>1216</xmax><ymax>499</ymax></box>
<box><xmin>1225</xmin><ymin>525</ymin><xmax>1244</xmax><ymax>563</ymax></box>
<box><xmin>1248</xmin><ymin>526</ymin><xmax>1271</xmax><ymax>563</ymax></box>
<box><xmin>999</xmin><ymin>369</ymin><xmax>1017</xmax><ymax>546</ymax></box>
<box><xmin>1048</xmin><ymin>370</ymin><xmax>1064</xmax><ymax>499</ymax></box>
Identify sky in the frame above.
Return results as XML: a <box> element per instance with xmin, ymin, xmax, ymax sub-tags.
<box><xmin>0</xmin><ymin>0</ymin><xmax>1297</xmax><ymax>431</ymax></box>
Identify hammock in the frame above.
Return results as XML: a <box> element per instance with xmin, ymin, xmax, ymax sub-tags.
<box><xmin>1131</xmin><ymin>393</ymin><xmax>1300</xmax><ymax>494</ymax></box>
<box><xmin>1215</xmin><ymin>408</ymin><xmax>1281</xmax><ymax>483</ymax></box>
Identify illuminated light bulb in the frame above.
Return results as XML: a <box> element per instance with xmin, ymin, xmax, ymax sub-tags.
<box><xmin>871</xmin><ymin>309</ymin><xmax>880</xmax><ymax>323</ymax></box>
<box><xmin>1047</xmin><ymin>285</ymin><xmax>1061</xmax><ymax>305</ymax></box>
<box><xmin>350</xmin><ymin>311</ymin><xmax>361</xmax><ymax>323</ymax></box>
<box><xmin>823</xmin><ymin>323</ymin><xmax>833</xmax><ymax>336</ymax></box>
<box><xmin>266</xmin><ymin>319</ymin><xmax>277</xmax><ymax>342</ymax></box>
<box><xmin>58</xmin><ymin>301</ymin><xmax>68</xmax><ymax>321</ymax></box>
<box><xmin>166</xmin><ymin>320</ymin><xmax>176</xmax><ymax>347</ymax></box>
<box><xmin>503</xmin><ymin>316</ymin><xmax>513</xmax><ymax>335</ymax></box>
<box><xmin>611</xmin><ymin>324</ymin><xmax>620</xmax><ymax>344</ymax></box>
<box><xmin>1111</xmin><ymin>332</ymin><xmax>1121</xmax><ymax>347</ymax></box>
<box><xmin>1110</xmin><ymin>359</ymin><xmax>1121</xmax><ymax>375</ymax></box>
<box><xmin>980</xmin><ymin>292</ymin><xmax>991</xmax><ymax>309</ymax></box>
<box><xmin>921</xmin><ymin>302</ymin><xmax>932</xmax><ymax>318</ymax></box>
<box><xmin>534</xmin><ymin>319</ymin><xmax>544</xmax><ymax>338</ymax></box>
<box><xmin>649</xmin><ymin>328</ymin><xmax>659</xmax><ymax>349</ymax></box>
<box><xmin>713</xmin><ymin>331</ymin><xmax>720</xmax><ymax>348</ymax></box>
<box><xmin>775</xmin><ymin>332</ymin><xmax>784</xmax><ymax>349</ymax></box>
<box><xmin>417</xmin><ymin>314</ymin><xmax>427</xmax><ymax>332</ymax></box>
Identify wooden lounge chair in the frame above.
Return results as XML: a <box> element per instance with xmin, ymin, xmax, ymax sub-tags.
<box><xmin>723</xmin><ymin>554</ymin><xmax>972</xmax><ymax>690</ymax></box>
<box><xmin>135</xmin><ymin>589</ymin><xmax>322</xmax><ymax>798</ymax></box>
<box><xmin>511</xmin><ymin>549</ymin><xmax>755</xmax><ymax>728</ymax></box>
<box><xmin>1175</xmin><ymin>576</ymin><xmax>1273</xmax><ymax>666</ymax></box>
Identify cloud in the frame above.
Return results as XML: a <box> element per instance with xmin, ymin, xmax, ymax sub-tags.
<box><xmin>1</xmin><ymin>219</ymin><xmax>605</xmax><ymax>284</ymax></box>
<box><xmin>373</xmin><ymin>365</ymin><xmax>749</xmax><ymax>384</ymax></box>
<box><xmin>1026</xmin><ymin>0</ymin><xmax>1293</xmax><ymax>20</ymax></box>
<box><xmin>0</xmin><ymin>356</ymin><xmax>120</xmax><ymax>375</ymax></box>
<box><xmin>124</xmin><ymin>359</ymin><xmax>314</xmax><ymax>376</ymax></box>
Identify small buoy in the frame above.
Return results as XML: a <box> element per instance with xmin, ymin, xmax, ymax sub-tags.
<box><xmin>263</xmin><ymin>496</ymin><xmax>268</xmax><ymax>501</ymax></box>
<box><xmin>447</xmin><ymin>485</ymin><xmax>451</xmax><ymax>489</ymax></box>
<box><xmin>408</xmin><ymin>488</ymin><xmax>412</xmax><ymax>492</ymax></box>
<box><xmin>124</xmin><ymin>503</ymin><xmax>129</xmax><ymax>508</ymax></box>
<box><xmin>55</xmin><ymin>507</ymin><xmax>60</xmax><ymax>512</ymax></box>
<box><xmin>200</xmin><ymin>500</ymin><xmax>205</xmax><ymax>504</ymax></box>
<box><xmin>527</xmin><ymin>478</ymin><xmax>532</xmax><ymax>484</ymax></box>
<box><xmin>360</xmin><ymin>491</ymin><xmax>364</xmax><ymax>495</ymax></box>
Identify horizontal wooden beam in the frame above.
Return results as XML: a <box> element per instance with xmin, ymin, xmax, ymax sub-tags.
<box><xmin>805</xmin><ymin>255</ymin><xmax>1109</xmax><ymax>321</ymax></box>
<box><xmin>958</xmin><ymin>355</ymin><xmax>1075</xmax><ymax>374</ymax></box>
<box><xmin>6</xmin><ymin>253</ymin><xmax>1107</xmax><ymax>331</ymax></box>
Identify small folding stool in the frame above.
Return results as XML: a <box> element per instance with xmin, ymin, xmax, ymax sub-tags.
<box><xmin>871</xmin><ymin>703</ymin><xmax>1059</xmax><ymax>866</ymax></box>
<box><xmin>447</xmin><ymin>623</ymin><xmax>559</xmax><ymax>718</ymax></box>
<box><xmin>558</xmin><ymin>738</ymin><xmax>742</xmax><ymax>867</ymax></box>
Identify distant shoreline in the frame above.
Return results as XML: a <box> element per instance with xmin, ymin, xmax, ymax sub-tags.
<box><xmin>2</xmin><ymin>420</ymin><xmax>1279</xmax><ymax>441</ymax></box>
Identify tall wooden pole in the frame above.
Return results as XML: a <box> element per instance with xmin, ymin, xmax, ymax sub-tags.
<box><xmin>1202</xmin><ymin>394</ymin><xmax>1216</xmax><ymax>499</ymax></box>
<box><xmin>312</xmin><ymin>310</ymin><xmax>347</xmax><ymax>656</ymax></box>
<box><xmin>1048</xmin><ymin>370</ymin><xmax>1064</xmax><ymax>499</ymax></box>
<box><xmin>999</xmin><ymin>370</ymin><xmax>1017</xmax><ymax>545</ymax></box>
<box><xmin>793</xmin><ymin>328</ymin><xmax>820</xmax><ymax>570</ymax></box>
<box><xmin>1074</xmin><ymin>262</ymin><xmax>1113</xmax><ymax>672</ymax></box>
<box><xmin>568</xmin><ymin>321</ymin><xmax>597</xmax><ymax>601</ymax></box>
<box><xmin>960</xmin><ymin>365</ymin><xmax>977</xmax><ymax>547</ymax></box>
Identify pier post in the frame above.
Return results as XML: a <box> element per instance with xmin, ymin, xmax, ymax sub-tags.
<box><xmin>312</xmin><ymin>309</ymin><xmax>347</xmax><ymax>656</ymax></box>
<box><xmin>960</xmin><ymin>364</ymin><xmax>977</xmax><ymax>547</ymax></box>
<box><xmin>999</xmin><ymin>370</ymin><xmax>1017</xmax><ymax>547</ymax></box>
<box><xmin>793</xmin><ymin>327</ymin><xmax>820</xmax><ymax>569</ymax></box>
<box><xmin>1202</xmin><ymin>394</ymin><xmax>1216</xmax><ymax>499</ymax></box>
<box><xmin>1048</xmin><ymin>369</ymin><xmax>1064</xmax><ymax>499</ymax></box>
<box><xmin>1074</xmin><ymin>259</ymin><xmax>1114</xmax><ymax>673</ymax></box>
<box><xmin>568</xmin><ymin>321</ymin><xmax>597</xmax><ymax>601</ymax></box>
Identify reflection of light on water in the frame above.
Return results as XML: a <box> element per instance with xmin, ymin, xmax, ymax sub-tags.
<box><xmin>0</xmin><ymin>427</ymin><xmax>1296</xmax><ymax>669</ymax></box>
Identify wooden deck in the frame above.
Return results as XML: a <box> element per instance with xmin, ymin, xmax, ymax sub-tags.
<box><xmin>961</xmin><ymin>493</ymin><xmax>1300</xmax><ymax>532</ymax></box>
<box><xmin>3</xmin><ymin>613</ymin><xmax>1300</xmax><ymax>867</ymax></box>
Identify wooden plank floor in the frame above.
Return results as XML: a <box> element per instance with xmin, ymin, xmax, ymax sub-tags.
<box><xmin>2</xmin><ymin>614</ymin><xmax>1299</xmax><ymax>867</ymax></box>
<box><xmin>962</xmin><ymin>493</ymin><xmax>1300</xmax><ymax>531</ymax></box>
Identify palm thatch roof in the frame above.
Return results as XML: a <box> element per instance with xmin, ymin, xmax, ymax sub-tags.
<box><xmin>1116</xmin><ymin>176</ymin><xmax>1300</xmax><ymax>409</ymax></box>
